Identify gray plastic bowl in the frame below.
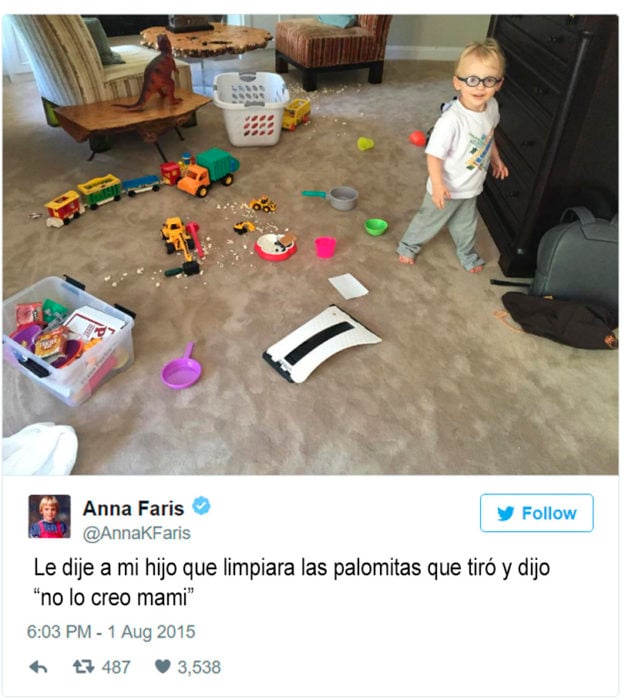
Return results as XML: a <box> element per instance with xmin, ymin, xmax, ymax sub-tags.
<box><xmin>327</xmin><ymin>186</ymin><xmax>359</xmax><ymax>210</ymax></box>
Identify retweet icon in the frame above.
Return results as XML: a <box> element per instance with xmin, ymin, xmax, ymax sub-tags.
<box><xmin>497</xmin><ymin>506</ymin><xmax>514</xmax><ymax>521</ymax></box>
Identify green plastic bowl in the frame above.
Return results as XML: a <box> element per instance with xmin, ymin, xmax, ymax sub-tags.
<box><xmin>364</xmin><ymin>218</ymin><xmax>388</xmax><ymax>236</ymax></box>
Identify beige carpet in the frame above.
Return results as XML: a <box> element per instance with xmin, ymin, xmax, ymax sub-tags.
<box><xmin>2</xmin><ymin>49</ymin><xmax>618</xmax><ymax>475</ymax></box>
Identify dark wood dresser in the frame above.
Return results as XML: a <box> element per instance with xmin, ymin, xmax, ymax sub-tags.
<box><xmin>478</xmin><ymin>15</ymin><xmax>618</xmax><ymax>276</ymax></box>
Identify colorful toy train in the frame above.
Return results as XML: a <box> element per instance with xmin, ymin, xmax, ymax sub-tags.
<box><xmin>44</xmin><ymin>174</ymin><xmax>154</xmax><ymax>228</ymax></box>
<box><xmin>44</xmin><ymin>148</ymin><xmax>239</xmax><ymax>228</ymax></box>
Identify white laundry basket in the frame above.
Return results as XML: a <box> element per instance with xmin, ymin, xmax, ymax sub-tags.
<box><xmin>213</xmin><ymin>71</ymin><xmax>290</xmax><ymax>147</ymax></box>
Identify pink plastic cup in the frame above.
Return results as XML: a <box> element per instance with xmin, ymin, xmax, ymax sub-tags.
<box><xmin>315</xmin><ymin>236</ymin><xmax>337</xmax><ymax>258</ymax></box>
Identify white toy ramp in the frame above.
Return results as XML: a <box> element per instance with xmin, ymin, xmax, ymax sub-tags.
<box><xmin>263</xmin><ymin>305</ymin><xmax>382</xmax><ymax>383</ymax></box>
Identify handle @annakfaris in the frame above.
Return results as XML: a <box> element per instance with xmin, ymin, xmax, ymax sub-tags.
<box><xmin>302</xmin><ymin>190</ymin><xmax>327</xmax><ymax>198</ymax></box>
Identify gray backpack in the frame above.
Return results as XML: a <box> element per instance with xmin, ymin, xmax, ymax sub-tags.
<box><xmin>531</xmin><ymin>207</ymin><xmax>618</xmax><ymax>313</ymax></box>
<box><xmin>492</xmin><ymin>207</ymin><xmax>618</xmax><ymax>315</ymax></box>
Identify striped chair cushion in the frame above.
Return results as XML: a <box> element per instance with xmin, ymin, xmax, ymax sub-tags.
<box><xmin>9</xmin><ymin>15</ymin><xmax>192</xmax><ymax>106</ymax></box>
<box><xmin>275</xmin><ymin>17</ymin><xmax>388</xmax><ymax>68</ymax></box>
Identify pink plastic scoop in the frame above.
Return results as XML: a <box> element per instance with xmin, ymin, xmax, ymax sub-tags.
<box><xmin>161</xmin><ymin>342</ymin><xmax>202</xmax><ymax>389</ymax></box>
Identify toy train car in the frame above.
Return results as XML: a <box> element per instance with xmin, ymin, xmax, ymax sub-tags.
<box><xmin>44</xmin><ymin>190</ymin><xmax>86</xmax><ymax>228</ymax></box>
<box><xmin>77</xmin><ymin>174</ymin><xmax>123</xmax><ymax>210</ymax></box>
<box><xmin>121</xmin><ymin>174</ymin><xmax>161</xmax><ymax>196</ymax></box>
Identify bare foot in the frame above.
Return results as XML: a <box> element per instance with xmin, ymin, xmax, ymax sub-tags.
<box><xmin>398</xmin><ymin>255</ymin><xmax>415</xmax><ymax>265</ymax></box>
<box><xmin>469</xmin><ymin>264</ymin><xmax>484</xmax><ymax>273</ymax></box>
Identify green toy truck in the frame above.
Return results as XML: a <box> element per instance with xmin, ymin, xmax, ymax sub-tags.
<box><xmin>177</xmin><ymin>147</ymin><xmax>240</xmax><ymax>198</ymax></box>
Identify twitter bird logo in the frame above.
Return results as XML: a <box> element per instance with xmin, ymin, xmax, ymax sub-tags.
<box><xmin>498</xmin><ymin>506</ymin><xmax>514</xmax><ymax>521</ymax></box>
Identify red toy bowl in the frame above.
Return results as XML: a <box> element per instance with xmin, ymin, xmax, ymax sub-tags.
<box><xmin>254</xmin><ymin>234</ymin><xmax>297</xmax><ymax>261</ymax></box>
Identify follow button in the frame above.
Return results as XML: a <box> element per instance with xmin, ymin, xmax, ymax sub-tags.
<box><xmin>480</xmin><ymin>493</ymin><xmax>594</xmax><ymax>532</ymax></box>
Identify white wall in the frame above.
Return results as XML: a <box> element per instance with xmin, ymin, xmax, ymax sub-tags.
<box><xmin>2</xmin><ymin>15</ymin><xmax>32</xmax><ymax>81</ymax></box>
<box><xmin>244</xmin><ymin>14</ymin><xmax>491</xmax><ymax>60</ymax></box>
<box><xmin>386</xmin><ymin>15</ymin><xmax>490</xmax><ymax>59</ymax></box>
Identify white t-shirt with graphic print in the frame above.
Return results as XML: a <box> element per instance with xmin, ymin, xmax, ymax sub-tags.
<box><xmin>425</xmin><ymin>97</ymin><xmax>500</xmax><ymax>199</ymax></box>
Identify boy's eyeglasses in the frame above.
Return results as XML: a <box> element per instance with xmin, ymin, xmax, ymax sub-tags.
<box><xmin>456</xmin><ymin>75</ymin><xmax>503</xmax><ymax>88</ymax></box>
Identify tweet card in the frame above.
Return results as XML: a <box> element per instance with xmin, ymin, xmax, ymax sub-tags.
<box><xmin>1</xmin><ymin>474</ymin><xmax>619</xmax><ymax>698</ymax></box>
<box><xmin>1</xmin><ymin>7</ymin><xmax>621</xmax><ymax>700</ymax></box>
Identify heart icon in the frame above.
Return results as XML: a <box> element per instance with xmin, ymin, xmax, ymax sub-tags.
<box><xmin>155</xmin><ymin>659</ymin><xmax>171</xmax><ymax>673</ymax></box>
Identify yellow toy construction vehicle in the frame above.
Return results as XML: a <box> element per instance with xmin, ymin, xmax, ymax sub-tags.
<box><xmin>161</xmin><ymin>217</ymin><xmax>194</xmax><ymax>257</ymax></box>
<box><xmin>282</xmin><ymin>98</ymin><xmax>311</xmax><ymax>131</ymax></box>
<box><xmin>160</xmin><ymin>216</ymin><xmax>200</xmax><ymax>275</ymax></box>
<box><xmin>249</xmin><ymin>196</ymin><xmax>277</xmax><ymax>213</ymax></box>
<box><xmin>233</xmin><ymin>221</ymin><xmax>256</xmax><ymax>234</ymax></box>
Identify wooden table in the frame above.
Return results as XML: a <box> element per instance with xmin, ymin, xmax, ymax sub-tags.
<box><xmin>140</xmin><ymin>23</ymin><xmax>273</xmax><ymax>58</ymax></box>
<box><xmin>54</xmin><ymin>90</ymin><xmax>211</xmax><ymax>161</ymax></box>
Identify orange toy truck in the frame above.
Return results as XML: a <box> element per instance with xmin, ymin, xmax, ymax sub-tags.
<box><xmin>176</xmin><ymin>147</ymin><xmax>240</xmax><ymax>198</ymax></box>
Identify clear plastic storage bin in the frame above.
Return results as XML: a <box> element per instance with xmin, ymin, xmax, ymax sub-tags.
<box><xmin>213</xmin><ymin>71</ymin><xmax>290</xmax><ymax>147</ymax></box>
<box><xmin>2</xmin><ymin>276</ymin><xmax>135</xmax><ymax>406</ymax></box>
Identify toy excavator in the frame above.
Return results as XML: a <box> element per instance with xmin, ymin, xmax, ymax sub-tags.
<box><xmin>233</xmin><ymin>221</ymin><xmax>256</xmax><ymax>234</ymax></box>
<box><xmin>249</xmin><ymin>196</ymin><xmax>277</xmax><ymax>213</ymax></box>
<box><xmin>161</xmin><ymin>216</ymin><xmax>201</xmax><ymax>276</ymax></box>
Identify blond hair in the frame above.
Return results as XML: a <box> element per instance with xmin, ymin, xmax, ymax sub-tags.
<box><xmin>456</xmin><ymin>38</ymin><xmax>506</xmax><ymax>76</ymax></box>
<box><xmin>39</xmin><ymin>495</ymin><xmax>59</xmax><ymax>513</ymax></box>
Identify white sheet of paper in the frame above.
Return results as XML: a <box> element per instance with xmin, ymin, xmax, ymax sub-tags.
<box><xmin>328</xmin><ymin>274</ymin><xmax>369</xmax><ymax>299</ymax></box>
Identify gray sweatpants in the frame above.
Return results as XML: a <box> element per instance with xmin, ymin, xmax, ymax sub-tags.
<box><xmin>396</xmin><ymin>194</ymin><xmax>485</xmax><ymax>270</ymax></box>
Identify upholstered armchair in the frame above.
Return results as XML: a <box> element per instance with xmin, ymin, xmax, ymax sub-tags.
<box><xmin>274</xmin><ymin>15</ymin><xmax>392</xmax><ymax>92</ymax></box>
<box><xmin>8</xmin><ymin>15</ymin><xmax>193</xmax><ymax>125</ymax></box>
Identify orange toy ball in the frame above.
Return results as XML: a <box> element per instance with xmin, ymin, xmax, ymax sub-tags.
<box><xmin>409</xmin><ymin>130</ymin><xmax>427</xmax><ymax>147</ymax></box>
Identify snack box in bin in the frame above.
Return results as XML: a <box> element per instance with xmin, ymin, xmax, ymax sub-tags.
<box><xmin>2</xmin><ymin>276</ymin><xmax>135</xmax><ymax>406</ymax></box>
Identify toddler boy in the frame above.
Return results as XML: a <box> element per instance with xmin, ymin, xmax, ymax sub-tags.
<box><xmin>397</xmin><ymin>38</ymin><xmax>509</xmax><ymax>272</ymax></box>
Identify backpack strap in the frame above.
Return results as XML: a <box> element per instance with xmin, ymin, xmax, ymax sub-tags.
<box><xmin>489</xmin><ymin>279</ymin><xmax>531</xmax><ymax>288</ymax></box>
<box><xmin>560</xmin><ymin>206</ymin><xmax>596</xmax><ymax>225</ymax></box>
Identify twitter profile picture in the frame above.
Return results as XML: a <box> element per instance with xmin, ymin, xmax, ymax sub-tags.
<box><xmin>29</xmin><ymin>494</ymin><xmax>71</xmax><ymax>538</ymax></box>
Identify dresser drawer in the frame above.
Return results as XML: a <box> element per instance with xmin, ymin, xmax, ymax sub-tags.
<box><xmin>481</xmin><ymin>143</ymin><xmax>534</xmax><ymax>231</ymax></box>
<box><xmin>504</xmin><ymin>16</ymin><xmax>581</xmax><ymax>63</ymax></box>
<box><xmin>503</xmin><ymin>52</ymin><xmax>564</xmax><ymax>122</ymax></box>
<box><xmin>495</xmin><ymin>16</ymin><xmax>580</xmax><ymax>83</ymax></box>
<box><xmin>496</xmin><ymin>87</ymin><xmax>550</xmax><ymax>173</ymax></box>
